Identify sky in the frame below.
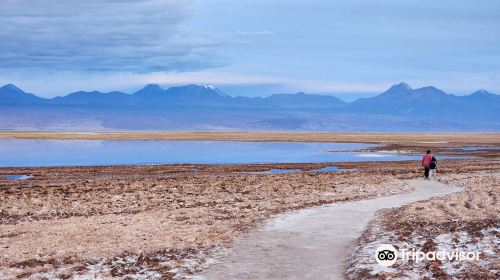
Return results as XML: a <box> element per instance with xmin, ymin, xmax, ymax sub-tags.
<box><xmin>0</xmin><ymin>0</ymin><xmax>499</xmax><ymax>99</ymax></box>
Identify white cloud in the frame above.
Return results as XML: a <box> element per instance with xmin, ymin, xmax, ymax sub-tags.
<box><xmin>0</xmin><ymin>0</ymin><xmax>224</xmax><ymax>71</ymax></box>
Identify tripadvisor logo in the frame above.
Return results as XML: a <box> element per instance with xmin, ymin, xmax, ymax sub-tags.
<box><xmin>374</xmin><ymin>244</ymin><xmax>482</xmax><ymax>267</ymax></box>
<box><xmin>375</xmin><ymin>244</ymin><xmax>398</xmax><ymax>267</ymax></box>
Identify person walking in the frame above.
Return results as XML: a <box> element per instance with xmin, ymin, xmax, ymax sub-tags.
<box><xmin>429</xmin><ymin>156</ymin><xmax>438</xmax><ymax>180</ymax></box>
<box><xmin>422</xmin><ymin>150</ymin><xmax>432</xmax><ymax>179</ymax></box>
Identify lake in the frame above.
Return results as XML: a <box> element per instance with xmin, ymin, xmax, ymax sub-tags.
<box><xmin>0</xmin><ymin>139</ymin><xmax>421</xmax><ymax>167</ymax></box>
<box><xmin>247</xmin><ymin>166</ymin><xmax>358</xmax><ymax>174</ymax></box>
<box><xmin>451</xmin><ymin>146</ymin><xmax>500</xmax><ymax>151</ymax></box>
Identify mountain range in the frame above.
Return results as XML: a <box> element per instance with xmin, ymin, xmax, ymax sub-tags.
<box><xmin>0</xmin><ymin>83</ymin><xmax>346</xmax><ymax>108</ymax></box>
<box><xmin>0</xmin><ymin>82</ymin><xmax>498</xmax><ymax>131</ymax></box>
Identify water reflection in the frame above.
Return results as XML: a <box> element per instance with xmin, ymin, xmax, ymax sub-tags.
<box><xmin>0</xmin><ymin>139</ymin><xmax>422</xmax><ymax>167</ymax></box>
<box><xmin>248</xmin><ymin>166</ymin><xmax>358</xmax><ymax>174</ymax></box>
<box><xmin>3</xmin><ymin>175</ymin><xmax>32</xmax><ymax>180</ymax></box>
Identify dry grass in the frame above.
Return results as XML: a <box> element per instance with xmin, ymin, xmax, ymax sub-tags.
<box><xmin>0</xmin><ymin>131</ymin><xmax>499</xmax><ymax>144</ymax></box>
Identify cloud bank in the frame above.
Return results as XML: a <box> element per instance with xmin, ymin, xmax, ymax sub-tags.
<box><xmin>0</xmin><ymin>0</ymin><xmax>223</xmax><ymax>71</ymax></box>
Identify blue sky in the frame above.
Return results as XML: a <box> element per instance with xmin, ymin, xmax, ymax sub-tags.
<box><xmin>0</xmin><ymin>0</ymin><xmax>499</xmax><ymax>98</ymax></box>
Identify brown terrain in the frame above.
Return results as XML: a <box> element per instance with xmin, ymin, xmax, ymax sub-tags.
<box><xmin>0</xmin><ymin>132</ymin><xmax>499</xmax><ymax>279</ymax></box>
<box><xmin>0</xmin><ymin>131</ymin><xmax>499</xmax><ymax>144</ymax></box>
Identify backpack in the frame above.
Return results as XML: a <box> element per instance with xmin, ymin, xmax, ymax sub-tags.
<box><xmin>430</xmin><ymin>157</ymin><xmax>437</xmax><ymax>169</ymax></box>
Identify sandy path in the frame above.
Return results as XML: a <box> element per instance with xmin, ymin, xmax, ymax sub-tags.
<box><xmin>199</xmin><ymin>179</ymin><xmax>462</xmax><ymax>280</ymax></box>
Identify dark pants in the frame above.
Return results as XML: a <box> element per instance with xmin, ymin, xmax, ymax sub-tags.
<box><xmin>424</xmin><ymin>167</ymin><xmax>430</xmax><ymax>179</ymax></box>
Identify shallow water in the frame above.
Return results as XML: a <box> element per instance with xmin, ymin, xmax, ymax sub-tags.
<box><xmin>250</xmin><ymin>169</ymin><xmax>304</xmax><ymax>174</ymax></box>
<box><xmin>3</xmin><ymin>175</ymin><xmax>32</xmax><ymax>180</ymax></box>
<box><xmin>0</xmin><ymin>139</ymin><xmax>421</xmax><ymax>167</ymax></box>
<box><xmin>310</xmin><ymin>166</ymin><xmax>358</xmax><ymax>172</ymax></box>
<box><xmin>452</xmin><ymin>146</ymin><xmax>500</xmax><ymax>151</ymax></box>
<box><xmin>249</xmin><ymin>166</ymin><xmax>358</xmax><ymax>174</ymax></box>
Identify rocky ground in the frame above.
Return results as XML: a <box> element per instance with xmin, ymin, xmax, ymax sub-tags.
<box><xmin>0</xmin><ymin>152</ymin><xmax>499</xmax><ymax>279</ymax></box>
<box><xmin>345</xmin><ymin>171</ymin><xmax>500</xmax><ymax>280</ymax></box>
<box><xmin>0</xmin><ymin>161</ymin><xmax>413</xmax><ymax>279</ymax></box>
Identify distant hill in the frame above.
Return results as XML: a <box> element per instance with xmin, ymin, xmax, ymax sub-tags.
<box><xmin>348</xmin><ymin>82</ymin><xmax>454</xmax><ymax>113</ymax></box>
<box><xmin>0</xmin><ymin>82</ymin><xmax>498</xmax><ymax>131</ymax></box>
<box><xmin>460</xmin><ymin>89</ymin><xmax>500</xmax><ymax>107</ymax></box>
<box><xmin>0</xmin><ymin>84</ymin><xmax>45</xmax><ymax>105</ymax></box>
<box><xmin>347</xmin><ymin>82</ymin><xmax>499</xmax><ymax>121</ymax></box>
<box><xmin>133</xmin><ymin>84</ymin><xmax>165</xmax><ymax>98</ymax></box>
<box><xmin>162</xmin><ymin>84</ymin><xmax>230</xmax><ymax>106</ymax></box>
<box><xmin>51</xmin><ymin>91</ymin><xmax>132</xmax><ymax>107</ymax></box>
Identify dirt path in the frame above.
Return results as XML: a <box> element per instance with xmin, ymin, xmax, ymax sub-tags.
<box><xmin>198</xmin><ymin>179</ymin><xmax>462</xmax><ymax>280</ymax></box>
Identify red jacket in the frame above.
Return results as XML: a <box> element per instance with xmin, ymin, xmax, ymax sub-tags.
<box><xmin>422</xmin><ymin>154</ymin><xmax>432</xmax><ymax>167</ymax></box>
